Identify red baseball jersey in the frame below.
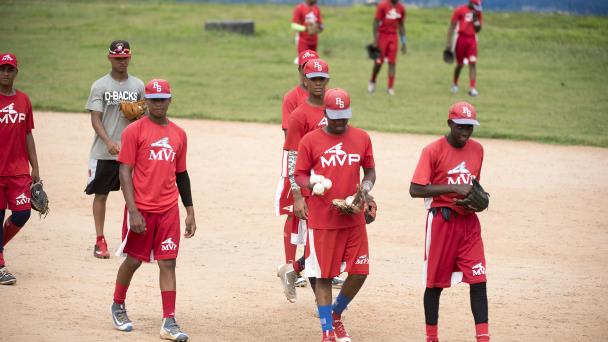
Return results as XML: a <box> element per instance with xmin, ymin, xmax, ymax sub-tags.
<box><xmin>283</xmin><ymin>101</ymin><xmax>327</xmax><ymax>151</ymax></box>
<box><xmin>282</xmin><ymin>85</ymin><xmax>308</xmax><ymax>130</ymax></box>
<box><xmin>118</xmin><ymin>116</ymin><xmax>187</xmax><ymax>213</ymax></box>
<box><xmin>293</xmin><ymin>2</ymin><xmax>323</xmax><ymax>43</ymax></box>
<box><xmin>295</xmin><ymin>127</ymin><xmax>375</xmax><ymax>229</ymax></box>
<box><xmin>0</xmin><ymin>90</ymin><xmax>34</xmax><ymax>176</ymax></box>
<box><xmin>376</xmin><ymin>0</ymin><xmax>406</xmax><ymax>35</ymax></box>
<box><xmin>451</xmin><ymin>4</ymin><xmax>482</xmax><ymax>36</ymax></box>
<box><xmin>411</xmin><ymin>136</ymin><xmax>484</xmax><ymax>215</ymax></box>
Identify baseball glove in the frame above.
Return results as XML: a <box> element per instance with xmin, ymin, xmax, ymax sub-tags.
<box><xmin>306</xmin><ymin>22</ymin><xmax>320</xmax><ymax>35</ymax></box>
<box><xmin>443</xmin><ymin>49</ymin><xmax>454</xmax><ymax>64</ymax></box>
<box><xmin>119</xmin><ymin>100</ymin><xmax>146</xmax><ymax>121</ymax></box>
<box><xmin>366</xmin><ymin>44</ymin><xmax>381</xmax><ymax>61</ymax></box>
<box><xmin>364</xmin><ymin>197</ymin><xmax>377</xmax><ymax>224</ymax></box>
<box><xmin>454</xmin><ymin>178</ymin><xmax>489</xmax><ymax>212</ymax></box>
<box><xmin>332</xmin><ymin>186</ymin><xmax>365</xmax><ymax>215</ymax></box>
<box><xmin>30</xmin><ymin>180</ymin><xmax>50</xmax><ymax>218</ymax></box>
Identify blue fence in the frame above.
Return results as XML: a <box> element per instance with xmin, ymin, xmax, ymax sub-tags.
<box><xmin>177</xmin><ymin>0</ymin><xmax>608</xmax><ymax>15</ymax></box>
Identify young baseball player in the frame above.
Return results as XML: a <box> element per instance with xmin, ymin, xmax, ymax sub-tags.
<box><xmin>292</xmin><ymin>0</ymin><xmax>323</xmax><ymax>61</ymax></box>
<box><xmin>368</xmin><ymin>0</ymin><xmax>407</xmax><ymax>96</ymax></box>
<box><xmin>0</xmin><ymin>53</ymin><xmax>41</xmax><ymax>285</ymax></box>
<box><xmin>409</xmin><ymin>101</ymin><xmax>489</xmax><ymax>342</ymax></box>
<box><xmin>85</xmin><ymin>40</ymin><xmax>144</xmax><ymax>259</ymax></box>
<box><xmin>446</xmin><ymin>0</ymin><xmax>483</xmax><ymax>96</ymax></box>
<box><xmin>110</xmin><ymin>79</ymin><xmax>196</xmax><ymax>342</ymax></box>
<box><xmin>295</xmin><ymin>88</ymin><xmax>376</xmax><ymax>342</ymax></box>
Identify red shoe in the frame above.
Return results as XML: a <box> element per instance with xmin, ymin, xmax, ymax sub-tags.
<box><xmin>332</xmin><ymin>314</ymin><xmax>351</xmax><ymax>342</ymax></box>
<box><xmin>476</xmin><ymin>334</ymin><xmax>490</xmax><ymax>342</ymax></box>
<box><xmin>94</xmin><ymin>237</ymin><xmax>110</xmax><ymax>259</ymax></box>
<box><xmin>322</xmin><ymin>330</ymin><xmax>336</xmax><ymax>342</ymax></box>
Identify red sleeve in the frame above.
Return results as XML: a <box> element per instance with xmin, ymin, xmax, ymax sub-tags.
<box><xmin>361</xmin><ymin>133</ymin><xmax>375</xmax><ymax>169</ymax></box>
<box><xmin>375</xmin><ymin>2</ymin><xmax>384</xmax><ymax>20</ymax></box>
<box><xmin>176</xmin><ymin>129</ymin><xmax>187</xmax><ymax>173</ymax></box>
<box><xmin>295</xmin><ymin>138</ymin><xmax>312</xmax><ymax>188</ymax></box>
<box><xmin>117</xmin><ymin>125</ymin><xmax>138</xmax><ymax>167</ymax></box>
<box><xmin>292</xmin><ymin>4</ymin><xmax>303</xmax><ymax>24</ymax></box>
<box><xmin>281</xmin><ymin>91</ymin><xmax>296</xmax><ymax>130</ymax></box>
<box><xmin>411</xmin><ymin>145</ymin><xmax>434</xmax><ymax>185</ymax></box>
<box><xmin>283</xmin><ymin>113</ymin><xmax>306</xmax><ymax>150</ymax></box>
<box><xmin>25</xmin><ymin>95</ymin><xmax>34</xmax><ymax>133</ymax></box>
<box><xmin>451</xmin><ymin>7</ymin><xmax>460</xmax><ymax>23</ymax></box>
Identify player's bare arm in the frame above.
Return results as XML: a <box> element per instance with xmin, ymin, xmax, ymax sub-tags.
<box><xmin>288</xmin><ymin>150</ymin><xmax>308</xmax><ymax>220</ymax></box>
<box><xmin>399</xmin><ymin>22</ymin><xmax>407</xmax><ymax>54</ymax></box>
<box><xmin>409</xmin><ymin>182</ymin><xmax>472</xmax><ymax>198</ymax></box>
<box><xmin>176</xmin><ymin>170</ymin><xmax>196</xmax><ymax>238</ymax></box>
<box><xmin>184</xmin><ymin>206</ymin><xmax>196</xmax><ymax>238</ymax></box>
<box><xmin>361</xmin><ymin>167</ymin><xmax>376</xmax><ymax>195</ymax></box>
<box><xmin>26</xmin><ymin>132</ymin><xmax>40</xmax><ymax>183</ymax></box>
<box><xmin>118</xmin><ymin>164</ymin><xmax>146</xmax><ymax>234</ymax></box>
<box><xmin>90</xmin><ymin>110</ymin><xmax>120</xmax><ymax>155</ymax></box>
<box><xmin>372</xmin><ymin>18</ymin><xmax>380</xmax><ymax>46</ymax></box>
<box><xmin>473</xmin><ymin>11</ymin><xmax>482</xmax><ymax>32</ymax></box>
<box><xmin>446</xmin><ymin>22</ymin><xmax>457</xmax><ymax>50</ymax></box>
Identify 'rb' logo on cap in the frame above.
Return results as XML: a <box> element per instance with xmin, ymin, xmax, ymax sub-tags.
<box><xmin>153</xmin><ymin>81</ymin><xmax>162</xmax><ymax>92</ymax></box>
<box><xmin>462</xmin><ymin>106</ymin><xmax>472</xmax><ymax>117</ymax></box>
<box><xmin>336</xmin><ymin>97</ymin><xmax>345</xmax><ymax>109</ymax></box>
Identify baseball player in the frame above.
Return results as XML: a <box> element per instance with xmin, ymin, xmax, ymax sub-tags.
<box><xmin>368</xmin><ymin>0</ymin><xmax>407</xmax><ymax>96</ymax></box>
<box><xmin>295</xmin><ymin>88</ymin><xmax>376</xmax><ymax>342</ymax></box>
<box><xmin>292</xmin><ymin>0</ymin><xmax>323</xmax><ymax>60</ymax></box>
<box><xmin>446</xmin><ymin>0</ymin><xmax>483</xmax><ymax>96</ymax></box>
<box><xmin>85</xmin><ymin>40</ymin><xmax>144</xmax><ymax>259</ymax></box>
<box><xmin>409</xmin><ymin>102</ymin><xmax>489</xmax><ymax>342</ymax></box>
<box><xmin>276</xmin><ymin>49</ymin><xmax>318</xmax><ymax>290</ymax></box>
<box><xmin>0</xmin><ymin>53</ymin><xmax>41</xmax><ymax>285</ymax></box>
<box><xmin>110</xmin><ymin>79</ymin><xmax>196</xmax><ymax>342</ymax></box>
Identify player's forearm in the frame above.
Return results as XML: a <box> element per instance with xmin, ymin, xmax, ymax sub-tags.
<box><xmin>372</xmin><ymin>19</ymin><xmax>379</xmax><ymax>43</ymax></box>
<box><xmin>361</xmin><ymin>168</ymin><xmax>376</xmax><ymax>192</ymax></box>
<box><xmin>25</xmin><ymin>133</ymin><xmax>39</xmax><ymax>172</ymax></box>
<box><xmin>176</xmin><ymin>170</ymin><xmax>193</xmax><ymax>207</ymax></box>
<box><xmin>399</xmin><ymin>25</ymin><xmax>407</xmax><ymax>46</ymax></box>
<box><xmin>185</xmin><ymin>206</ymin><xmax>195</xmax><ymax>217</ymax></box>
<box><xmin>291</xmin><ymin>23</ymin><xmax>306</xmax><ymax>32</ymax></box>
<box><xmin>90</xmin><ymin>111</ymin><xmax>113</xmax><ymax>144</ymax></box>
<box><xmin>446</xmin><ymin>23</ymin><xmax>456</xmax><ymax>48</ymax></box>
<box><xmin>119</xmin><ymin>164</ymin><xmax>138</xmax><ymax>212</ymax></box>
<box><xmin>409</xmin><ymin>183</ymin><xmax>460</xmax><ymax>198</ymax></box>
<box><xmin>287</xmin><ymin>150</ymin><xmax>302</xmax><ymax>198</ymax></box>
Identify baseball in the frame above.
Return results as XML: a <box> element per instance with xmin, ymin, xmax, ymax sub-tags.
<box><xmin>310</xmin><ymin>174</ymin><xmax>324</xmax><ymax>185</ymax></box>
<box><xmin>345</xmin><ymin>196</ymin><xmax>354</xmax><ymax>205</ymax></box>
<box><xmin>313</xmin><ymin>182</ymin><xmax>325</xmax><ymax>196</ymax></box>
<box><xmin>322</xmin><ymin>178</ymin><xmax>332</xmax><ymax>190</ymax></box>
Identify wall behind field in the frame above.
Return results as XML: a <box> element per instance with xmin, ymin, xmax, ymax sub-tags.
<box><xmin>177</xmin><ymin>0</ymin><xmax>608</xmax><ymax>15</ymax></box>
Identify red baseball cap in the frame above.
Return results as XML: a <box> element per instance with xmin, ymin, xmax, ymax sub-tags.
<box><xmin>303</xmin><ymin>59</ymin><xmax>330</xmax><ymax>79</ymax></box>
<box><xmin>470</xmin><ymin>0</ymin><xmax>482</xmax><ymax>11</ymax></box>
<box><xmin>324</xmin><ymin>88</ymin><xmax>352</xmax><ymax>120</ymax></box>
<box><xmin>298</xmin><ymin>50</ymin><xmax>318</xmax><ymax>67</ymax></box>
<box><xmin>448</xmin><ymin>101</ymin><xmax>479</xmax><ymax>125</ymax></box>
<box><xmin>145</xmin><ymin>79</ymin><xmax>172</xmax><ymax>99</ymax></box>
<box><xmin>108</xmin><ymin>40</ymin><xmax>131</xmax><ymax>58</ymax></box>
<box><xmin>0</xmin><ymin>53</ymin><xmax>18</xmax><ymax>69</ymax></box>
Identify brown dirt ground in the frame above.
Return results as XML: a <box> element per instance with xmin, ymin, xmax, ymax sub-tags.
<box><xmin>1</xmin><ymin>112</ymin><xmax>607</xmax><ymax>341</ymax></box>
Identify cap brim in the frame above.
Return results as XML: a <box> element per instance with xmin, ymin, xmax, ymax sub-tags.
<box><xmin>326</xmin><ymin>108</ymin><xmax>352</xmax><ymax>120</ymax></box>
<box><xmin>451</xmin><ymin>118</ymin><xmax>479</xmax><ymax>125</ymax></box>
<box><xmin>145</xmin><ymin>94</ymin><xmax>171</xmax><ymax>99</ymax></box>
<box><xmin>306</xmin><ymin>72</ymin><xmax>330</xmax><ymax>79</ymax></box>
<box><xmin>0</xmin><ymin>62</ymin><xmax>17</xmax><ymax>69</ymax></box>
<box><xmin>108</xmin><ymin>54</ymin><xmax>131</xmax><ymax>58</ymax></box>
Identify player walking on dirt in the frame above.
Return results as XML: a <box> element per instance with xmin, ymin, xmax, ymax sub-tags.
<box><xmin>409</xmin><ymin>101</ymin><xmax>490</xmax><ymax>341</ymax></box>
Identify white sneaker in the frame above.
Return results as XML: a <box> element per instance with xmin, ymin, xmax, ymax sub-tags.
<box><xmin>451</xmin><ymin>84</ymin><xmax>459</xmax><ymax>94</ymax></box>
<box><xmin>367</xmin><ymin>82</ymin><xmax>376</xmax><ymax>93</ymax></box>
<box><xmin>277</xmin><ymin>263</ymin><xmax>297</xmax><ymax>303</ymax></box>
<box><xmin>387</xmin><ymin>88</ymin><xmax>395</xmax><ymax>96</ymax></box>
<box><xmin>160</xmin><ymin>317</ymin><xmax>189</xmax><ymax>341</ymax></box>
<box><xmin>295</xmin><ymin>276</ymin><xmax>308</xmax><ymax>287</ymax></box>
<box><xmin>469</xmin><ymin>88</ymin><xmax>479</xmax><ymax>96</ymax></box>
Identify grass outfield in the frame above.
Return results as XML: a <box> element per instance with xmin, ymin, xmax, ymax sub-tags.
<box><xmin>2</xmin><ymin>0</ymin><xmax>607</xmax><ymax>146</ymax></box>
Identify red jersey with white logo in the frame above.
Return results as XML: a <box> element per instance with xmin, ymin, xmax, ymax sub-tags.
<box><xmin>411</xmin><ymin>136</ymin><xmax>483</xmax><ymax>215</ymax></box>
<box><xmin>451</xmin><ymin>5</ymin><xmax>482</xmax><ymax>36</ymax></box>
<box><xmin>282</xmin><ymin>85</ymin><xmax>308</xmax><ymax>130</ymax></box>
<box><xmin>118</xmin><ymin>116</ymin><xmax>187</xmax><ymax>213</ymax></box>
<box><xmin>283</xmin><ymin>101</ymin><xmax>327</xmax><ymax>151</ymax></box>
<box><xmin>0</xmin><ymin>90</ymin><xmax>34</xmax><ymax>176</ymax></box>
<box><xmin>293</xmin><ymin>3</ymin><xmax>323</xmax><ymax>43</ymax></box>
<box><xmin>296</xmin><ymin>127</ymin><xmax>375</xmax><ymax>229</ymax></box>
<box><xmin>376</xmin><ymin>0</ymin><xmax>406</xmax><ymax>35</ymax></box>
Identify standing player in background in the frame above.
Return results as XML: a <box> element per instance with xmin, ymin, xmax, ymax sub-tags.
<box><xmin>295</xmin><ymin>88</ymin><xmax>376</xmax><ymax>342</ymax></box>
<box><xmin>409</xmin><ymin>102</ymin><xmax>490</xmax><ymax>342</ymax></box>
<box><xmin>85</xmin><ymin>40</ymin><xmax>144</xmax><ymax>259</ymax></box>
<box><xmin>0</xmin><ymin>53</ymin><xmax>41</xmax><ymax>285</ymax></box>
<box><xmin>110</xmin><ymin>79</ymin><xmax>196</xmax><ymax>341</ymax></box>
<box><xmin>292</xmin><ymin>0</ymin><xmax>323</xmax><ymax>62</ymax></box>
<box><xmin>446</xmin><ymin>0</ymin><xmax>483</xmax><ymax>96</ymax></box>
<box><xmin>276</xmin><ymin>49</ymin><xmax>318</xmax><ymax>290</ymax></box>
<box><xmin>368</xmin><ymin>0</ymin><xmax>407</xmax><ymax>96</ymax></box>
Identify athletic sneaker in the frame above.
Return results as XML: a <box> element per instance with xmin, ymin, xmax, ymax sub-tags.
<box><xmin>322</xmin><ymin>330</ymin><xmax>337</xmax><ymax>342</ymax></box>
<box><xmin>0</xmin><ymin>266</ymin><xmax>16</xmax><ymax>285</ymax></box>
<box><xmin>111</xmin><ymin>302</ymin><xmax>133</xmax><ymax>332</ymax></box>
<box><xmin>367</xmin><ymin>82</ymin><xmax>376</xmax><ymax>93</ymax></box>
<box><xmin>333</xmin><ymin>314</ymin><xmax>352</xmax><ymax>342</ymax></box>
<box><xmin>295</xmin><ymin>275</ymin><xmax>308</xmax><ymax>287</ymax></box>
<box><xmin>476</xmin><ymin>334</ymin><xmax>490</xmax><ymax>342</ymax></box>
<box><xmin>277</xmin><ymin>263</ymin><xmax>297</xmax><ymax>303</ymax></box>
<box><xmin>94</xmin><ymin>237</ymin><xmax>110</xmax><ymax>259</ymax></box>
<box><xmin>450</xmin><ymin>84</ymin><xmax>459</xmax><ymax>94</ymax></box>
<box><xmin>469</xmin><ymin>88</ymin><xmax>479</xmax><ymax>97</ymax></box>
<box><xmin>387</xmin><ymin>88</ymin><xmax>395</xmax><ymax>96</ymax></box>
<box><xmin>331</xmin><ymin>276</ymin><xmax>345</xmax><ymax>289</ymax></box>
<box><xmin>160</xmin><ymin>317</ymin><xmax>189</xmax><ymax>341</ymax></box>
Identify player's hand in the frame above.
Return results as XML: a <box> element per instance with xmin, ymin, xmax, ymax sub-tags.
<box><xmin>294</xmin><ymin>196</ymin><xmax>308</xmax><ymax>220</ymax></box>
<box><xmin>184</xmin><ymin>212</ymin><xmax>196</xmax><ymax>238</ymax></box>
<box><xmin>107</xmin><ymin>140</ymin><xmax>121</xmax><ymax>155</ymax></box>
<box><xmin>129</xmin><ymin>209</ymin><xmax>146</xmax><ymax>234</ymax></box>
<box><xmin>31</xmin><ymin>167</ymin><xmax>40</xmax><ymax>183</ymax></box>
<box><xmin>452</xmin><ymin>184</ymin><xmax>473</xmax><ymax>197</ymax></box>
<box><xmin>401</xmin><ymin>44</ymin><xmax>407</xmax><ymax>55</ymax></box>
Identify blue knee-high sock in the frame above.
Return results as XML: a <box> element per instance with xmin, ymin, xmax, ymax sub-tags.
<box><xmin>317</xmin><ymin>305</ymin><xmax>333</xmax><ymax>332</ymax></box>
<box><xmin>332</xmin><ymin>293</ymin><xmax>352</xmax><ymax>316</ymax></box>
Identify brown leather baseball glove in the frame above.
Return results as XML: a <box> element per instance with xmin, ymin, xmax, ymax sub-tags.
<box><xmin>119</xmin><ymin>99</ymin><xmax>146</xmax><ymax>121</ymax></box>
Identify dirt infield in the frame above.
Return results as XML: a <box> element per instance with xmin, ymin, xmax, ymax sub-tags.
<box><xmin>1</xmin><ymin>112</ymin><xmax>607</xmax><ymax>341</ymax></box>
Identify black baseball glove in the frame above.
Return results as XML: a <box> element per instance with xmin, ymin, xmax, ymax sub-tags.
<box><xmin>454</xmin><ymin>178</ymin><xmax>489</xmax><ymax>212</ymax></box>
<box><xmin>443</xmin><ymin>49</ymin><xmax>454</xmax><ymax>64</ymax></box>
<box><xmin>366</xmin><ymin>44</ymin><xmax>381</xmax><ymax>61</ymax></box>
<box><xmin>30</xmin><ymin>180</ymin><xmax>50</xmax><ymax>217</ymax></box>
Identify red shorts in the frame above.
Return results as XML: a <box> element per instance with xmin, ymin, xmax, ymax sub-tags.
<box><xmin>121</xmin><ymin>204</ymin><xmax>181</xmax><ymax>262</ymax></box>
<box><xmin>297</xmin><ymin>38</ymin><xmax>317</xmax><ymax>53</ymax></box>
<box><xmin>424</xmin><ymin>209</ymin><xmax>486</xmax><ymax>288</ymax></box>
<box><xmin>377</xmin><ymin>34</ymin><xmax>398</xmax><ymax>64</ymax></box>
<box><xmin>0</xmin><ymin>175</ymin><xmax>32</xmax><ymax>211</ymax></box>
<box><xmin>276</xmin><ymin>176</ymin><xmax>294</xmax><ymax>216</ymax></box>
<box><xmin>455</xmin><ymin>34</ymin><xmax>478</xmax><ymax>65</ymax></box>
<box><xmin>304</xmin><ymin>225</ymin><xmax>369</xmax><ymax>278</ymax></box>
<box><xmin>284</xmin><ymin>215</ymin><xmax>307</xmax><ymax>245</ymax></box>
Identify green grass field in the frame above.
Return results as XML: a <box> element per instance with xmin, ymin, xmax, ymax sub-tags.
<box><xmin>2</xmin><ymin>0</ymin><xmax>607</xmax><ymax>146</ymax></box>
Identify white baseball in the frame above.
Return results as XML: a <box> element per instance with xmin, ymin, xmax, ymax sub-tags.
<box><xmin>322</xmin><ymin>178</ymin><xmax>332</xmax><ymax>190</ymax></box>
<box><xmin>310</xmin><ymin>174</ymin><xmax>324</xmax><ymax>185</ymax></box>
<box><xmin>345</xmin><ymin>196</ymin><xmax>354</xmax><ymax>205</ymax></box>
<box><xmin>313</xmin><ymin>183</ymin><xmax>325</xmax><ymax>196</ymax></box>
